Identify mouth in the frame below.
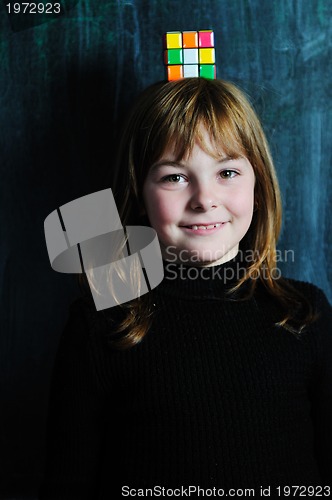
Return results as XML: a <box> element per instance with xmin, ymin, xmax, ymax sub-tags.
<box><xmin>181</xmin><ymin>222</ymin><xmax>226</xmax><ymax>230</ymax></box>
<box><xmin>180</xmin><ymin>222</ymin><xmax>228</xmax><ymax>234</ymax></box>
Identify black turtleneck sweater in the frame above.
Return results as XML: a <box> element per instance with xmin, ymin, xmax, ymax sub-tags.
<box><xmin>39</xmin><ymin>258</ymin><xmax>332</xmax><ymax>499</ymax></box>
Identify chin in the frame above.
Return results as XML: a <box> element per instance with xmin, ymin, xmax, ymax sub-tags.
<box><xmin>182</xmin><ymin>251</ymin><xmax>226</xmax><ymax>267</ymax></box>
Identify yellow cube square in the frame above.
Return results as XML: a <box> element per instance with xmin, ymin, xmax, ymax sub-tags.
<box><xmin>199</xmin><ymin>48</ymin><xmax>215</xmax><ymax>64</ymax></box>
<box><xmin>165</xmin><ymin>32</ymin><xmax>182</xmax><ymax>49</ymax></box>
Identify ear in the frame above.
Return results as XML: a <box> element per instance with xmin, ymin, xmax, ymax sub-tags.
<box><xmin>137</xmin><ymin>204</ymin><xmax>149</xmax><ymax>225</ymax></box>
<box><xmin>138</xmin><ymin>213</ymin><xmax>151</xmax><ymax>227</ymax></box>
<box><xmin>139</xmin><ymin>204</ymin><xmax>146</xmax><ymax>216</ymax></box>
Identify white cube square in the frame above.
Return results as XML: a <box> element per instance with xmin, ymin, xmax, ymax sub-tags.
<box><xmin>183</xmin><ymin>48</ymin><xmax>199</xmax><ymax>64</ymax></box>
<box><xmin>183</xmin><ymin>65</ymin><xmax>199</xmax><ymax>77</ymax></box>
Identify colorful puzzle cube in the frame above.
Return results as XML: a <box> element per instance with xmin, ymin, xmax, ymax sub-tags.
<box><xmin>164</xmin><ymin>30</ymin><xmax>216</xmax><ymax>81</ymax></box>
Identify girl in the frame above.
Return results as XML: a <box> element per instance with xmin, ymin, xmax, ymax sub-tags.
<box><xmin>39</xmin><ymin>78</ymin><xmax>332</xmax><ymax>498</ymax></box>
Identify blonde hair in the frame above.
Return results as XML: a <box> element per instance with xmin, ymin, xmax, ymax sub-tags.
<box><xmin>90</xmin><ymin>78</ymin><xmax>315</xmax><ymax>348</ymax></box>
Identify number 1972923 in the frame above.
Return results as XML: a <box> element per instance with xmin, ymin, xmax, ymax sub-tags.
<box><xmin>6</xmin><ymin>3</ymin><xmax>61</xmax><ymax>14</ymax></box>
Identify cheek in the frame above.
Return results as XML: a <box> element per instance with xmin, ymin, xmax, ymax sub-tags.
<box><xmin>237</xmin><ymin>178</ymin><xmax>255</xmax><ymax>209</ymax></box>
<box><xmin>232</xmin><ymin>181</ymin><xmax>255</xmax><ymax>216</ymax></box>
<box><xmin>144</xmin><ymin>190</ymin><xmax>181</xmax><ymax>226</ymax></box>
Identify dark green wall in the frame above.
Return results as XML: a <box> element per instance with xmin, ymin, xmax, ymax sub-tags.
<box><xmin>0</xmin><ymin>0</ymin><xmax>331</xmax><ymax>497</ymax></box>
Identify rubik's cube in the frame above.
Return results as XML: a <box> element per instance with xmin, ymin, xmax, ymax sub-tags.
<box><xmin>164</xmin><ymin>30</ymin><xmax>216</xmax><ymax>81</ymax></box>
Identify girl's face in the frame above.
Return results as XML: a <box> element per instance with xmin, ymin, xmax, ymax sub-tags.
<box><xmin>142</xmin><ymin>130</ymin><xmax>255</xmax><ymax>266</ymax></box>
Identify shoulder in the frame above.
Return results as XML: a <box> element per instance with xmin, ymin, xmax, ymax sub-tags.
<box><xmin>281</xmin><ymin>279</ymin><xmax>332</xmax><ymax>349</ymax></box>
<box><xmin>282</xmin><ymin>277</ymin><xmax>331</xmax><ymax>313</ymax></box>
<box><xmin>66</xmin><ymin>295</ymin><xmax>126</xmax><ymax>343</ymax></box>
<box><xmin>68</xmin><ymin>295</ymin><xmax>100</xmax><ymax>326</ymax></box>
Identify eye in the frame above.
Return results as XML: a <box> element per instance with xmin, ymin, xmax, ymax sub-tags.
<box><xmin>219</xmin><ymin>170</ymin><xmax>238</xmax><ymax>179</ymax></box>
<box><xmin>161</xmin><ymin>174</ymin><xmax>186</xmax><ymax>183</ymax></box>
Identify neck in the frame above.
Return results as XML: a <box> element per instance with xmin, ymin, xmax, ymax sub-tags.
<box><xmin>157</xmin><ymin>251</ymin><xmax>249</xmax><ymax>301</ymax></box>
<box><xmin>162</xmin><ymin>246</ymin><xmax>240</xmax><ymax>268</ymax></box>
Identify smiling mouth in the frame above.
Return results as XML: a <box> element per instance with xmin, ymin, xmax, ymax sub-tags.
<box><xmin>182</xmin><ymin>223</ymin><xmax>226</xmax><ymax>230</ymax></box>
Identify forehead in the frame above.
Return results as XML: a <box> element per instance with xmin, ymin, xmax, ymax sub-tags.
<box><xmin>157</xmin><ymin>124</ymin><xmax>244</xmax><ymax>164</ymax></box>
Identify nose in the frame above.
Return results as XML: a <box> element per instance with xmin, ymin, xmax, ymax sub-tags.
<box><xmin>189</xmin><ymin>181</ymin><xmax>219</xmax><ymax>211</ymax></box>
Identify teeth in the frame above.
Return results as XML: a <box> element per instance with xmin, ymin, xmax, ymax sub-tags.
<box><xmin>190</xmin><ymin>223</ymin><xmax>221</xmax><ymax>230</ymax></box>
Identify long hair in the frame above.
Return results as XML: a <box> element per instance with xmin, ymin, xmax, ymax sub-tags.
<box><xmin>98</xmin><ymin>78</ymin><xmax>315</xmax><ymax>348</ymax></box>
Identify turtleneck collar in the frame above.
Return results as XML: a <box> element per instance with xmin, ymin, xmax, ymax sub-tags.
<box><xmin>155</xmin><ymin>252</ymin><xmax>250</xmax><ymax>301</ymax></box>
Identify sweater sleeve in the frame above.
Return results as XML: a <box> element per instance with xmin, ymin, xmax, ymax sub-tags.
<box><xmin>39</xmin><ymin>298</ymin><xmax>108</xmax><ymax>500</ymax></box>
<box><xmin>310</xmin><ymin>286</ymin><xmax>332</xmax><ymax>485</ymax></box>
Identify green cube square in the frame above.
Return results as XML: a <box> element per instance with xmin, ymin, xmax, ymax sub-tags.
<box><xmin>166</xmin><ymin>49</ymin><xmax>183</xmax><ymax>65</ymax></box>
<box><xmin>199</xmin><ymin>64</ymin><xmax>216</xmax><ymax>79</ymax></box>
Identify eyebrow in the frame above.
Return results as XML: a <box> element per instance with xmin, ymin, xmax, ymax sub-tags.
<box><xmin>150</xmin><ymin>156</ymin><xmax>235</xmax><ymax>171</ymax></box>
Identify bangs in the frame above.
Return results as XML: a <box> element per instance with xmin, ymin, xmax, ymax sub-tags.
<box><xmin>142</xmin><ymin>79</ymin><xmax>249</xmax><ymax>169</ymax></box>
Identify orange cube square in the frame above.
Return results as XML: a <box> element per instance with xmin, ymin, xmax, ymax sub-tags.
<box><xmin>182</xmin><ymin>31</ymin><xmax>198</xmax><ymax>48</ymax></box>
<box><xmin>167</xmin><ymin>65</ymin><xmax>184</xmax><ymax>81</ymax></box>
